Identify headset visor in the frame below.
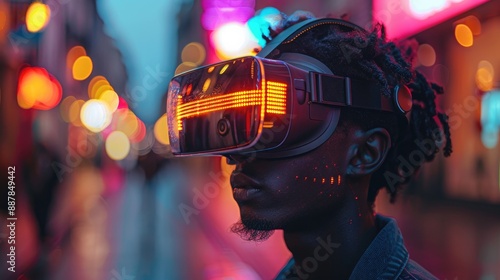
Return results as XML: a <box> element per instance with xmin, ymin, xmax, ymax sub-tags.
<box><xmin>167</xmin><ymin>57</ymin><xmax>291</xmax><ymax>156</ymax></box>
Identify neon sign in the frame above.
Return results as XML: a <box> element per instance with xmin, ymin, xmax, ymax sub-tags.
<box><xmin>373</xmin><ymin>0</ymin><xmax>489</xmax><ymax>38</ymax></box>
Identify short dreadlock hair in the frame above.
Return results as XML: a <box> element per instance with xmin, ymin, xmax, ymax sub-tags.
<box><xmin>265</xmin><ymin>19</ymin><xmax>452</xmax><ymax>205</ymax></box>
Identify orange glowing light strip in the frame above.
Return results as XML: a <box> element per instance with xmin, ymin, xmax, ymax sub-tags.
<box><xmin>176</xmin><ymin>81</ymin><xmax>287</xmax><ymax>131</ymax></box>
<box><xmin>266</xmin><ymin>81</ymin><xmax>287</xmax><ymax>115</ymax></box>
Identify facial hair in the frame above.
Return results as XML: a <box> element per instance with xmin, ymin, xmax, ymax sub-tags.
<box><xmin>230</xmin><ymin>218</ymin><xmax>275</xmax><ymax>242</ymax></box>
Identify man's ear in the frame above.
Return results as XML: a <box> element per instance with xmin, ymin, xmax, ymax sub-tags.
<box><xmin>346</xmin><ymin>128</ymin><xmax>391</xmax><ymax>176</ymax></box>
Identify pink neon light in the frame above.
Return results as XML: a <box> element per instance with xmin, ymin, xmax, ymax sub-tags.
<box><xmin>201</xmin><ymin>0</ymin><xmax>255</xmax><ymax>30</ymax></box>
<box><xmin>373</xmin><ymin>0</ymin><xmax>490</xmax><ymax>39</ymax></box>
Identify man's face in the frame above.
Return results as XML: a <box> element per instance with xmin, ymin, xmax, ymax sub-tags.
<box><xmin>228</xmin><ymin>126</ymin><xmax>356</xmax><ymax>233</ymax></box>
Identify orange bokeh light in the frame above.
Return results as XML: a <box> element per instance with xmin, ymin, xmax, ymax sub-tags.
<box><xmin>455</xmin><ymin>24</ymin><xmax>473</xmax><ymax>47</ymax></box>
<box><xmin>67</xmin><ymin>46</ymin><xmax>86</xmax><ymax>70</ymax></box>
<box><xmin>17</xmin><ymin>67</ymin><xmax>62</xmax><ymax>110</ymax></box>
<box><xmin>72</xmin><ymin>55</ymin><xmax>93</xmax><ymax>81</ymax></box>
<box><xmin>115</xmin><ymin>109</ymin><xmax>139</xmax><ymax>138</ymax></box>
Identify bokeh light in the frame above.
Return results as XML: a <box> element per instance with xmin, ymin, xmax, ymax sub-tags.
<box><xmin>97</xmin><ymin>90</ymin><xmax>119</xmax><ymax>112</ymax></box>
<box><xmin>117</xmin><ymin>97</ymin><xmax>128</xmax><ymax>110</ymax></box>
<box><xmin>130</xmin><ymin>118</ymin><xmax>146</xmax><ymax>143</ymax></box>
<box><xmin>211</xmin><ymin>22</ymin><xmax>258</xmax><ymax>59</ymax></box>
<box><xmin>60</xmin><ymin>96</ymin><xmax>77</xmax><ymax>123</ymax></box>
<box><xmin>481</xmin><ymin>89</ymin><xmax>500</xmax><ymax>149</ymax></box>
<box><xmin>88</xmin><ymin>76</ymin><xmax>106</xmax><ymax>98</ymax></box>
<box><xmin>72</xmin><ymin>56</ymin><xmax>93</xmax><ymax>81</ymax></box>
<box><xmin>461</xmin><ymin>15</ymin><xmax>482</xmax><ymax>35</ymax></box>
<box><xmin>115</xmin><ymin>109</ymin><xmax>139</xmax><ymax>139</ymax></box>
<box><xmin>89</xmin><ymin>78</ymin><xmax>113</xmax><ymax>99</ymax></box>
<box><xmin>201</xmin><ymin>0</ymin><xmax>255</xmax><ymax>31</ymax></box>
<box><xmin>26</xmin><ymin>2</ymin><xmax>51</xmax><ymax>33</ymax></box>
<box><xmin>105</xmin><ymin>131</ymin><xmax>130</xmax><ymax>161</ymax></box>
<box><xmin>17</xmin><ymin>67</ymin><xmax>62</xmax><ymax>110</ymax></box>
<box><xmin>181</xmin><ymin>42</ymin><xmax>206</xmax><ymax>66</ymax></box>
<box><xmin>154</xmin><ymin>114</ymin><xmax>170</xmax><ymax>145</ymax></box>
<box><xmin>174</xmin><ymin>62</ymin><xmax>197</xmax><ymax>75</ymax></box>
<box><xmin>67</xmin><ymin>46</ymin><xmax>87</xmax><ymax>70</ymax></box>
<box><xmin>0</xmin><ymin>2</ymin><xmax>10</xmax><ymax>43</ymax></box>
<box><xmin>68</xmin><ymin>99</ymin><xmax>85</xmax><ymax>126</ymax></box>
<box><xmin>417</xmin><ymin>44</ymin><xmax>436</xmax><ymax>67</ymax></box>
<box><xmin>476</xmin><ymin>60</ymin><xmax>495</xmax><ymax>91</ymax></box>
<box><xmin>455</xmin><ymin>24</ymin><xmax>473</xmax><ymax>47</ymax></box>
<box><xmin>80</xmin><ymin>100</ymin><xmax>112</xmax><ymax>133</ymax></box>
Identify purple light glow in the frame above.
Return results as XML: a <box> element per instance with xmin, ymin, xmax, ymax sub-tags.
<box><xmin>202</xmin><ymin>7</ymin><xmax>255</xmax><ymax>30</ymax></box>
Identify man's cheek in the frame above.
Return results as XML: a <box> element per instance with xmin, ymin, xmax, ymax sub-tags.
<box><xmin>292</xmin><ymin>164</ymin><xmax>343</xmax><ymax>186</ymax></box>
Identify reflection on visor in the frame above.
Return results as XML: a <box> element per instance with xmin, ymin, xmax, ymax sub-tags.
<box><xmin>176</xmin><ymin>81</ymin><xmax>287</xmax><ymax>131</ymax></box>
<box><xmin>167</xmin><ymin>57</ymin><xmax>291</xmax><ymax>155</ymax></box>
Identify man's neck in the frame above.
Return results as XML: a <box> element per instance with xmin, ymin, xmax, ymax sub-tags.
<box><xmin>282</xmin><ymin>185</ymin><xmax>378</xmax><ymax>280</ymax></box>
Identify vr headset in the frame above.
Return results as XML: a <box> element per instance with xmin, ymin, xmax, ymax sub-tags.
<box><xmin>166</xmin><ymin>18</ymin><xmax>412</xmax><ymax>158</ymax></box>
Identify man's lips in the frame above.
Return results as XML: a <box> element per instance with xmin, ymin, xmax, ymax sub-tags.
<box><xmin>230</xmin><ymin>172</ymin><xmax>263</xmax><ymax>201</ymax></box>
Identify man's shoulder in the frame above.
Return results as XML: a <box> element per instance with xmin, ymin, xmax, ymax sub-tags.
<box><xmin>398</xmin><ymin>259</ymin><xmax>439</xmax><ymax>280</ymax></box>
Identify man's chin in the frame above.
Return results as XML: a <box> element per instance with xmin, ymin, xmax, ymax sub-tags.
<box><xmin>230</xmin><ymin>216</ymin><xmax>276</xmax><ymax>242</ymax></box>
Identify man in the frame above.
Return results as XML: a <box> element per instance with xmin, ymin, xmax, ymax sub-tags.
<box><xmin>167</xmin><ymin>11</ymin><xmax>452</xmax><ymax>280</ymax></box>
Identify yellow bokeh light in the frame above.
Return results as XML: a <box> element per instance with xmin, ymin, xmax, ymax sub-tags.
<box><xmin>476</xmin><ymin>60</ymin><xmax>495</xmax><ymax>92</ymax></box>
<box><xmin>88</xmin><ymin>76</ymin><xmax>110</xmax><ymax>99</ymax></box>
<box><xmin>95</xmin><ymin>85</ymin><xmax>115</xmax><ymax>100</ymax></box>
<box><xmin>17</xmin><ymin>93</ymin><xmax>35</xmax><ymax>109</ymax></box>
<box><xmin>67</xmin><ymin>46</ymin><xmax>86</xmax><ymax>70</ymax></box>
<box><xmin>69</xmin><ymin>99</ymin><xmax>85</xmax><ymax>126</ymax></box>
<box><xmin>455</xmin><ymin>24</ymin><xmax>473</xmax><ymax>47</ymax></box>
<box><xmin>60</xmin><ymin>96</ymin><xmax>77</xmax><ymax>123</ymax></box>
<box><xmin>98</xmin><ymin>90</ymin><xmax>119</xmax><ymax>112</ymax></box>
<box><xmin>181</xmin><ymin>42</ymin><xmax>206</xmax><ymax>66</ymax></box>
<box><xmin>105</xmin><ymin>131</ymin><xmax>130</xmax><ymax>161</ymax></box>
<box><xmin>80</xmin><ymin>99</ymin><xmax>112</xmax><ymax>132</ymax></box>
<box><xmin>154</xmin><ymin>114</ymin><xmax>170</xmax><ymax>145</ymax></box>
<box><xmin>175</xmin><ymin>62</ymin><xmax>197</xmax><ymax>75</ymax></box>
<box><xmin>478</xmin><ymin>60</ymin><xmax>494</xmax><ymax>74</ymax></box>
<box><xmin>72</xmin><ymin>56</ymin><xmax>93</xmax><ymax>81</ymax></box>
<box><xmin>26</xmin><ymin>3</ymin><xmax>50</xmax><ymax>33</ymax></box>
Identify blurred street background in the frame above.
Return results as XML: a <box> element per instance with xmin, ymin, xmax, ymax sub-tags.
<box><xmin>0</xmin><ymin>0</ymin><xmax>500</xmax><ymax>279</ymax></box>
